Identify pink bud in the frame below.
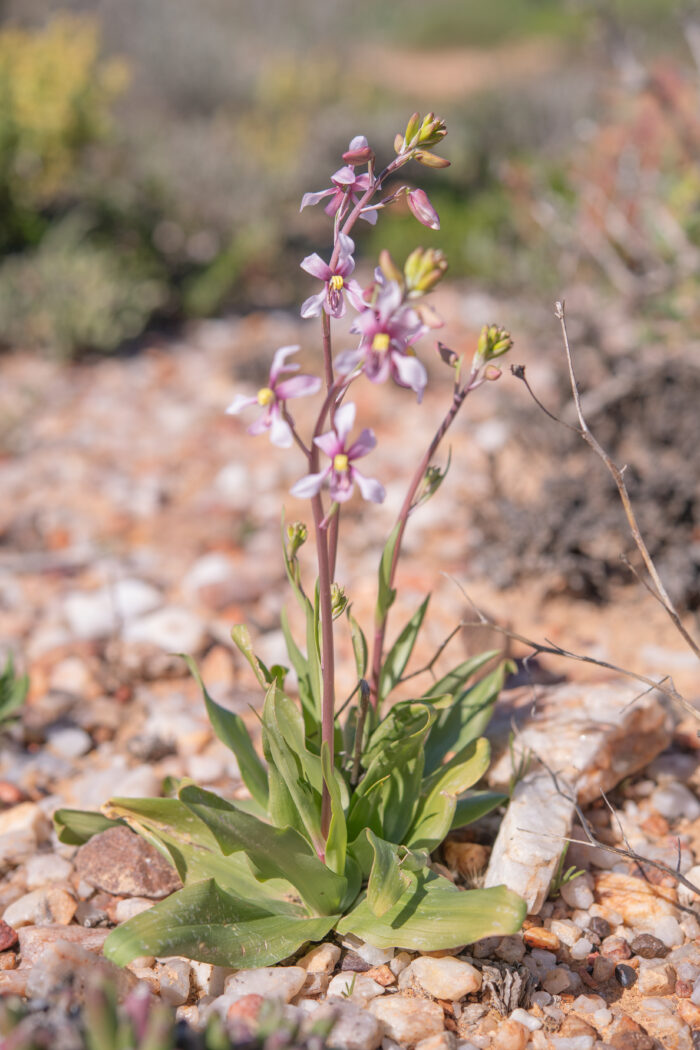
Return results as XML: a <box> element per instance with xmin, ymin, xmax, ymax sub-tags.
<box><xmin>343</xmin><ymin>145</ymin><xmax>374</xmax><ymax>165</ymax></box>
<box><xmin>484</xmin><ymin>364</ymin><xmax>502</xmax><ymax>381</ymax></box>
<box><xmin>407</xmin><ymin>188</ymin><xmax>440</xmax><ymax>231</ymax></box>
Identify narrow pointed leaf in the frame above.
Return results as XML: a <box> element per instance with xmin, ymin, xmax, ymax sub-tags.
<box><xmin>375</xmin><ymin>522</ymin><xmax>401</xmax><ymax>626</ymax></box>
<box><xmin>182</xmin><ymin>655</ymin><xmax>268</xmax><ymax>810</ymax></box>
<box><xmin>347</xmin><ymin>606</ymin><xmax>368</xmax><ymax>679</ymax></box>
<box><xmin>104</xmin><ymin>879</ymin><xmax>339</xmax><ymax>968</ymax></box>
<box><xmin>452</xmin><ymin>791</ymin><xmax>507</xmax><ymax>830</ymax></box>
<box><xmin>338</xmin><ymin>871</ymin><xmax>526</xmax><ymax>950</ymax></box>
<box><xmin>365</xmin><ymin>830</ymin><xmax>412</xmax><ymax>918</ymax></box>
<box><xmin>378</xmin><ymin>596</ymin><xmax>430</xmax><ymax>704</ymax></box>
<box><xmin>421</xmin><ymin>651</ymin><xmax>499</xmax><ymax>704</ymax></box>
<box><xmin>54</xmin><ymin>809</ymin><xmax>124</xmax><ymax>846</ymax></box>
<box><xmin>423</xmin><ymin>661</ymin><xmax>510</xmax><ymax>774</ymax></box>
<box><xmin>230</xmin><ymin>624</ymin><xmax>268</xmax><ymax>687</ymax></box>
<box><xmin>321</xmin><ymin>743</ymin><xmax>347</xmax><ymax>877</ymax></box>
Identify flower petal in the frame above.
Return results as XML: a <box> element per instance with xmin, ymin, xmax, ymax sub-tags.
<box><xmin>290</xmin><ymin>470</ymin><xmax>327</xmax><ymax>499</ymax></box>
<box><xmin>354</xmin><ymin>470</ymin><xmax>386</xmax><ymax>504</ymax></box>
<box><xmin>393</xmin><ymin>352</ymin><xmax>428</xmax><ymax>401</ymax></box>
<box><xmin>336</xmin><ymin>233</ymin><xmax>355</xmax><ymax>271</ymax></box>
<box><xmin>269</xmin><ymin>408</ymin><xmax>293</xmax><ymax>448</ymax></box>
<box><xmin>300</xmin><ymin>253</ymin><xmax>330</xmax><ymax>280</ymax></box>
<box><xmin>270</xmin><ymin>345</ymin><xmax>301</xmax><ymax>381</ymax></box>
<box><xmin>359</xmin><ymin>207</ymin><xmax>378</xmax><ymax>225</ymax></box>
<box><xmin>225</xmin><ymin>394</ymin><xmax>257</xmax><ymax>415</ymax></box>
<box><xmin>247</xmin><ymin>413</ymin><xmax>271</xmax><ymax>436</ymax></box>
<box><xmin>300</xmin><ymin>189</ymin><xmax>333</xmax><ymax>210</ymax></box>
<box><xmin>300</xmin><ymin>290</ymin><xmax>326</xmax><ymax>318</ymax></box>
<box><xmin>334</xmin><ymin>347</ymin><xmax>365</xmax><ymax>375</ymax></box>
<box><xmin>334</xmin><ymin>402</ymin><xmax>356</xmax><ymax>443</ymax></box>
<box><xmin>314</xmin><ymin>430</ymin><xmax>341</xmax><ymax>459</ymax></box>
<box><xmin>331</xmin><ymin>165</ymin><xmax>357</xmax><ymax>187</ymax></box>
<box><xmin>344</xmin><ymin>279</ymin><xmax>366</xmax><ymax>312</ymax></box>
<box><xmin>347</xmin><ymin>427</ymin><xmax>376</xmax><ymax>460</ymax></box>
<box><xmin>276</xmin><ymin>374</ymin><xmax>322</xmax><ymax>401</ymax></box>
<box><xmin>348</xmin><ymin>135</ymin><xmax>369</xmax><ymax>151</ymax></box>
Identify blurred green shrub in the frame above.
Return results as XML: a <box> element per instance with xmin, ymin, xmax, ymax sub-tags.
<box><xmin>0</xmin><ymin>218</ymin><xmax>165</xmax><ymax>358</ymax></box>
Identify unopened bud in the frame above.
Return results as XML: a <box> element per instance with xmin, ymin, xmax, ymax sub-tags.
<box><xmin>413</xmin><ymin>150</ymin><xmax>450</xmax><ymax>169</ymax></box>
<box><xmin>476</xmin><ymin>324</ymin><xmax>513</xmax><ymax>363</ymax></box>
<box><xmin>404</xmin><ymin>112</ymin><xmax>422</xmax><ymax>147</ymax></box>
<box><xmin>484</xmin><ymin>364</ymin><xmax>502</xmax><ymax>381</ymax></box>
<box><xmin>437</xmin><ymin>341</ymin><xmax>459</xmax><ymax>368</ymax></box>
<box><xmin>343</xmin><ymin>142</ymin><xmax>374</xmax><ymax>165</ymax></box>
<box><xmin>417</xmin><ymin>114</ymin><xmax>447</xmax><ymax>147</ymax></box>
<box><xmin>406</xmin><ymin>188</ymin><xmax>440</xmax><ymax>231</ymax></box>
<box><xmin>394</xmin><ymin>133</ymin><xmax>405</xmax><ymax>155</ymax></box>
<box><xmin>378</xmin><ymin>249</ymin><xmax>403</xmax><ymax>285</ymax></box>
<box><xmin>404</xmin><ymin>246</ymin><xmax>448</xmax><ymax>294</ymax></box>
<box><xmin>331</xmin><ymin>583</ymin><xmax>348</xmax><ymax>619</ymax></box>
<box><xmin>286</xmin><ymin>521</ymin><xmax>308</xmax><ymax>557</ymax></box>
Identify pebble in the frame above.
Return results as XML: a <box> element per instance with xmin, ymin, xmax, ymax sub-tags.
<box><xmin>0</xmin><ymin>919</ymin><xmax>18</xmax><ymax>950</ymax></box>
<box><xmin>510</xmin><ymin>1007</ymin><xmax>542</xmax><ymax>1031</ymax></box>
<box><xmin>369</xmin><ymin>995</ymin><xmax>444</xmax><ymax>1045</ymax></box>
<box><xmin>649</xmin><ymin>914</ymin><xmax>684</xmax><ymax>948</ymax></box>
<box><xmin>0</xmin><ymin>802</ymin><xmax>51</xmax><ymax>866</ymax></box>
<box><xmin>414</xmin><ymin>1034</ymin><xmax>455</xmax><ymax>1050</ymax></box>
<box><xmin>523</xmin><ymin>926</ymin><xmax>560</xmax><ymax>951</ymax></box>
<box><xmin>75</xmin><ymin>826</ymin><xmax>182</xmax><ymax>899</ymax></box>
<box><xmin>123</xmin><ymin>606</ymin><xmax>206</xmax><ymax>653</ymax></box>
<box><xmin>550</xmin><ymin>919</ymin><xmax>582</xmax><ymax>947</ymax></box>
<box><xmin>3</xmin><ymin>887</ymin><xmax>77</xmax><ymax>927</ymax></box>
<box><xmin>408</xmin><ymin>956</ymin><xmax>481</xmax><ymax>1000</ymax></box>
<box><xmin>614</xmin><ymin>964</ymin><xmax>637</xmax><ymax>987</ymax></box>
<box><xmin>494</xmin><ymin>935</ymin><xmax>526</xmax><ymax>963</ymax></box>
<box><xmin>340</xmin><ymin>935</ymin><xmax>394</xmax><ymax>967</ymax></box>
<box><xmin>637</xmin><ymin>960</ymin><xmax>675</xmax><ymax>995</ymax></box>
<box><xmin>158</xmin><ymin>957</ymin><xmax>192</xmax><ymax>1006</ymax></box>
<box><xmin>592</xmin><ymin>955</ymin><xmax>616</xmax><ymax>982</ymax></box>
<box><xmin>594</xmin><ymin>871</ymin><xmax>678</xmax><ymax>925</ymax></box>
<box><xmin>114</xmin><ymin>897</ymin><xmax>154</xmax><ymax>922</ymax></box>
<box><xmin>318</xmin><ymin>998</ymin><xmax>383</xmax><ymax>1050</ymax></box>
<box><xmin>24</xmin><ymin>852</ymin><xmax>74</xmax><ymax>889</ymax></box>
<box><xmin>327</xmin><ymin>973</ymin><xmax>385</xmax><ymax>1006</ymax></box>
<box><xmin>224</xmin><ymin>966</ymin><xmax>306</xmax><ymax>1003</ymax></box>
<box><xmin>650</xmin><ymin>782</ymin><xmax>700</xmax><ymax>821</ymax></box>
<box><xmin>45</xmin><ymin>726</ymin><xmax>93</xmax><ymax>759</ymax></box>
<box><xmin>569</xmin><ymin>937</ymin><xmax>593</xmax><ymax>960</ymax></box>
<box><xmin>493</xmin><ymin>1018</ymin><xmax>529</xmax><ymax>1050</ymax></box>
<box><xmin>389</xmin><ymin>951</ymin><xmax>412</xmax><ymax>977</ymax></box>
<box><xmin>630</xmin><ymin>933</ymin><xmax>669</xmax><ymax>958</ymax></box>
<box><xmin>298</xmin><ymin>942</ymin><xmax>341</xmax><ymax>974</ymax></box>
<box><xmin>635</xmin><ymin>997</ymin><xmax>693</xmax><ymax>1049</ymax></box>
<box><xmin>542</xmin><ymin>967</ymin><xmax>575</xmax><ymax>994</ymax></box>
<box><xmin>17</xmin><ymin>924</ymin><xmax>110</xmax><ymax>964</ymax></box>
<box><xmin>560</xmin><ymin>876</ymin><xmax>594</xmax><ymax>910</ymax></box>
<box><xmin>601</xmin><ymin>935</ymin><xmax>632</xmax><ymax>961</ymax></box>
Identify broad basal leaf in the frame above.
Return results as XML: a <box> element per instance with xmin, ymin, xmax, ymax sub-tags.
<box><xmin>54</xmin><ymin>809</ymin><xmax>124</xmax><ymax>846</ymax></box>
<box><xmin>365</xmin><ymin>830</ymin><xmax>413</xmax><ymax>918</ymax></box>
<box><xmin>423</xmin><ymin>660</ymin><xmax>509</xmax><ymax>775</ymax></box>
<box><xmin>338</xmin><ymin>871</ymin><xmax>526</xmax><ymax>951</ymax></box>
<box><xmin>105</xmin><ymin>878</ymin><xmax>339</xmax><ymax>968</ymax></box>
<box><xmin>452</xmin><ymin>790</ymin><xmax>507</xmax><ymax>830</ymax></box>
<box><xmin>405</xmin><ymin>738</ymin><xmax>491</xmax><ymax>851</ymax></box>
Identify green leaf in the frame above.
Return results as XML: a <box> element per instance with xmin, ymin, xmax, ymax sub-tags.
<box><xmin>338</xmin><ymin>871</ymin><xmax>526</xmax><ymax>951</ymax></box>
<box><xmin>421</xmin><ymin>736</ymin><xmax>491</xmax><ymax>797</ymax></box>
<box><xmin>375</xmin><ymin>521</ymin><xmax>401</xmax><ymax>626</ymax></box>
<box><xmin>365</xmin><ymin>830</ymin><xmax>412</xmax><ymax>918</ymax></box>
<box><xmin>423</xmin><ymin>660</ymin><xmax>509</xmax><ymax>775</ymax></box>
<box><xmin>420</xmin><ymin>650</ymin><xmax>499</xmax><ymax>704</ymax></box>
<box><xmin>378</xmin><ymin>596</ymin><xmax>430</xmax><ymax>705</ymax></box>
<box><xmin>179</xmin><ymin>785</ymin><xmax>347</xmax><ymax>916</ymax></box>
<box><xmin>280</xmin><ymin>606</ymin><xmax>318</xmax><ymax>736</ymax></box>
<box><xmin>230</xmin><ymin>624</ymin><xmax>268</xmax><ymax>687</ymax></box>
<box><xmin>320</xmin><ymin>743</ymin><xmax>346</xmax><ymax>877</ymax></box>
<box><xmin>347</xmin><ymin>606</ymin><xmax>368</xmax><ymax>679</ymax></box>
<box><xmin>406</xmin><ymin>738</ymin><xmax>491</xmax><ymax>852</ymax></box>
<box><xmin>452</xmin><ymin>790</ymin><xmax>508</xmax><ymax>830</ymax></box>
<box><xmin>0</xmin><ymin>654</ymin><xmax>28</xmax><ymax>723</ymax></box>
<box><xmin>105</xmin><ymin>878</ymin><xmax>339</xmax><ymax>968</ymax></box>
<box><xmin>53</xmin><ymin>809</ymin><xmax>124</xmax><ymax>846</ymax></box>
<box><xmin>182</xmin><ymin>655</ymin><xmax>268</xmax><ymax>811</ymax></box>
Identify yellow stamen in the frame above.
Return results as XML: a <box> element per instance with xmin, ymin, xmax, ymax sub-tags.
<box><xmin>372</xmin><ymin>332</ymin><xmax>390</xmax><ymax>352</ymax></box>
<box><xmin>333</xmin><ymin>453</ymin><xmax>349</xmax><ymax>473</ymax></box>
<box><xmin>257</xmin><ymin>387</ymin><xmax>275</xmax><ymax>406</ymax></box>
<box><xmin>329</xmin><ymin>275</ymin><xmax>344</xmax><ymax>291</ymax></box>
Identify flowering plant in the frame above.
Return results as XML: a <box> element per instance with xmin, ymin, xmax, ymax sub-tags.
<box><xmin>56</xmin><ymin>114</ymin><xmax>525</xmax><ymax>966</ymax></box>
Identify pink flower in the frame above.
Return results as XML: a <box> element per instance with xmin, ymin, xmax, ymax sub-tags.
<box><xmin>300</xmin><ymin>233</ymin><xmax>365</xmax><ymax>319</ymax></box>
<box><xmin>291</xmin><ymin>402</ymin><xmax>385</xmax><ymax>505</ymax></box>
<box><xmin>406</xmin><ymin>188</ymin><xmax>440</xmax><ymax>230</ymax></box>
<box><xmin>335</xmin><ymin>281</ymin><xmax>429</xmax><ymax>401</ymax></box>
<box><xmin>300</xmin><ymin>138</ymin><xmax>378</xmax><ymax>225</ymax></box>
<box><xmin>225</xmin><ymin>346</ymin><xmax>321</xmax><ymax>448</ymax></box>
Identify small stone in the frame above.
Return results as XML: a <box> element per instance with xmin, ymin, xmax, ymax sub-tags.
<box><xmin>389</xmin><ymin>951</ymin><xmax>413</xmax><ymax>976</ymax></box>
<box><xmin>587</xmin><ymin>916</ymin><xmax>611</xmax><ymax>939</ymax></box>
<box><xmin>594</xmin><ymin>872</ymin><xmax>678</xmax><ymax>925</ymax></box>
<box><xmin>75</xmin><ymin>826</ymin><xmax>182</xmax><ymax>899</ymax></box>
<box><xmin>327</xmin><ymin>973</ymin><xmax>385</xmax><ymax>1006</ymax></box>
<box><xmin>297</xmin><ymin>972</ymin><xmax>329</xmax><ymax>999</ymax></box>
<box><xmin>471</xmin><ymin>936</ymin><xmax>500</xmax><ymax>959</ymax></box>
<box><xmin>25</xmin><ymin>938</ymin><xmax>135</xmax><ymax>1000</ymax></box>
<box><xmin>630</xmin><ymin>933</ymin><xmax>669</xmax><ymax>959</ymax></box>
<box><xmin>114</xmin><ymin>897</ymin><xmax>154</xmax><ymax>922</ymax></box>
<box><xmin>495</xmin><ymin>935</ymin><xmax>526</xmax><ymax>963</ymax></box>
<box><xmin>494</xmin><ymin>1018</ymin><xmax>529</xmax><ymax>1050</ymax></box>
<box><xmin>409</xmin><ymin>956</ymin><xmax>481</xmax><ymax>1000</ymax></box>
<box><xmin>3</xmin><ymin>887</ymin><xmax>77</xmax><ymax>927</ymax></box>
<box><xmin>224</xmin><ymin>966</ymin><xmax>306</xmax><ymax>1003</ymax></box>
<box><xmin>649</xmin><ymin>914</ymin><xmax>684</xmax><ymax>948</ymax></box>
<box><xmin>560</xmin><ymin>876</ymin><xmax>594</xmax><ymax>910</ymax></box>
<box><xmin>542</xmin><ymin>967</ymin><xmax>574</xmax><ymax>995</ymax></box>
<box><xmin>677</xmin><ymin>999</ymin><xmax>700</xmax><ymax>1030</ymax></box>
<box><xmin>637</xmin><ymin>960</ymin><xmax>675</xmax><ymax>996</ymax></box>
<box><xmin>559</xmin><ymin>1015</ymin><xmax>599</xmax><ymax>1040</ymax></box>
<box><xmin>124</xmin><ymin>607</ymin><xmax>206</xmax><ymax>653</ymax></box>
<box><xmin>158</xmin><ymin>957</ymin><xmax>192</xmax><ymax>1006</ymax></box>
<box><xmin>635</xmin><ymin>998</ymin><xmax>693</xmax><ymax>1049</ymax></box>
<box><xmin>0</xmin><ymin>952</ymin><xmax>17</xmax><ymax>970</ymax></box>
<box><xmin>320</xmin><ymin>998</ymin><xmax>383</xmax><ymax>1050</ymax></box>
<box><xmin>523</xmin><ymin>926</ymin><xmax>560</xmax><ymax>951</ymax></box>
<box><xmin>0</xmin><ymin>802</ymin><xmax>51</xmax><ymax>865</ymax></box>
<box><xmin>226</xmin><ymin>994</ymin><xmax>263</xmax><ymax>1026</ymax></box>
<box><xmin>18</xmin><ymin>924</ymin><xmax>110</xmax><ymax>964</ymax></box>
<box><xmin>25</xmin><ymin>853</ymin><xmax>74</xmax><ymax>890</ymax></box>
<box><xmin>592</xmin><ymin>955</ymin><xmax>615</xmax><ymax>982</ymax></box>
<box><xmin>550</xmin><ymin>919</ymin><xmax>582</xmax><ymax>947</ymax></box>
<box><xmin>365</xmin><ymin>965</ymin><xmax>395</xmax><ymax>987</ymax></box>
<box><xmin>601</xmin><ymin>935</ymin><xmax>632</xmax><ymax>962</ymax></box>
<box><xmin>651</xmin><ymin>782</ymin><xmax>700</xmax><ymax>821</ymax></box>
<box><xmin>0</xmin><ymin>920</ymin><xmax>18</xmax><ymax>950</ymax></box>
<box><xmin>369</xmin><ymin>995</ymin><xmax>444</xmax><ymax>1045</ymax></box>
<box><xmin>298</xmin><ymin>941</ymin><xmax>341</xmax><ymax>974</ymax></box>
<box><xmin>615</xmin><ymin>964</ymin><xmax>637</xmax><ymax>987</ymax></box>
<box><xmin>340</xmin><ymin>934</ymin><xmax>394</xmax><ymax>967</ymax></box>
<box><xmin>569</xmin><ymin>937</ymin><xmax>593</xmax><ymax>960</ymax></box>
<box><xmin>46</xmin><ymin>726</ymin><xmax>92</xmax><ymax>759</ymax></box>
<box><xmin>341</xmin><ymin>950</ymin><xmax>373</xmax><ymax>973</ymax></box>
<box><xmin>414</xmin><ymin>1034</ymin><xmax>456</xmax><ymax>1050</ymax></box>
<box><xmin>509</xmin><ymin>1007</ymin><xmax>542</xmax><ymax>1031</ymax></box>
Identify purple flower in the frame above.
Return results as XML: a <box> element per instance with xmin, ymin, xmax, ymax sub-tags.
<box><xmin>291</xmin><ymin>402</ymin><xmax>385</xmax><ymax>505</ymax></box>
<box><xmin>300</xmin><ymin>138</ymin><xmax>378</xmax><ymax>225</ymax></box>
<box><xmin>336</xmin><ymin>280</ymin><xmax>429</xmax><ymax>401</ymax></box>
<box><xmin>225</xmin><ymin>345</ymin><xmax>321</xmax><ymax>448</ymax></box>
<box><xmin>406</xmin><ymin>188</ymin><xmax>440</xmax><ymax>230</ymax></box>
<box><xmin>300</xmin><ymin>233</ymin><xmax>366</xmax><ymax>319</ymax></box>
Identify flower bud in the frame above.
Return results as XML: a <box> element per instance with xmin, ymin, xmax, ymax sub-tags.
<box><xmin>475</xmin><ymin>324</ymin><xmax>513</xmax><ymax>363</ymax></box>
<box><xmin>404</xmin><ymin>246</ymin><xmax>448</xmax><ymax>294</ymax></box>
<box><xmin>394</xmin><ymin>133</ymin><xmax>405</xmax><ymax>155</ymax></box>
<box><xmin>418</xmin><ymin>113</ymin><xmax>448</xmax><ymax>147</ymax></box>
<box><xmin>378</xmin><ymin>249</ymin><xmax>403</xmax><ymax>285</ymax></box>
<box><xmin>331</xmin><ymin>583</ymin><xmax>348</xmax><ymax>619</ymax></box>
<box><xmin>413</xmin><ymin>150</ymin><xmax>451</xmax><ymax>169</ymax></box>
<box><xmin>286</xmin><ymin>521</ymin><xmax>308</xmax><ymax>558</ymax></box>
<box><xmin>484</xmin><ymin>364</ymin><xmax>502</xmax><ymax>381</ymax></box>
<box><xmin>343</xmin><ymin>143</ymin><xmax>374</xmax><ymax>165</ymax></box>
<box><xmin>406</xmin><ymin>188</ymin><xmax>440</xmax><ymax>231</ymax></box>
<box><xmin>404</xmin><ymin>112</ymin><xmax>422</xmax><ymax>147</ymax></box>
<box><xmin>437</xmin><ymin>341</ymin><xmax>458</xmax><ymax>368</ymax></box>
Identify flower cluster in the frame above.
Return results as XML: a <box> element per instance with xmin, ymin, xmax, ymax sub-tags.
<box><xmin>225</xmin><ymin>114</ymin><xmax>500</xmax><ymax>513</ymax></box>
